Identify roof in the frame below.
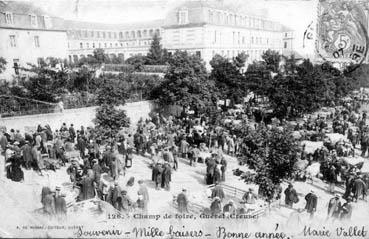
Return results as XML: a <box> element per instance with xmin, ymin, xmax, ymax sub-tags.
<box><xmin>64</xmin><ymin>19</ymin><xmax>164</xmax><ymax>31</ymax></box>
<box><xmin>0</xmin><ymin>1</ymin><xmax>50</xmax><ymax>16</ymax></box>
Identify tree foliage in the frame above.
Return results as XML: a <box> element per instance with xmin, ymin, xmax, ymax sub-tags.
<box><xmin>210</xmin><ymin>53</ymin><xmax>248</xmax><ymax>105</ymax></box>
<box><xmin>146</xmin><ymin>33</ymin><xmax>169</xmax><ymax>65</ymax></box>
<box><xmin>0</xmin><ymin>57</ymin><xmax>6</xmax><ymax>74</ymax></box>
<box><xmin>152</xmin><ymin>51</ymin><xmax>218</xmax><ymax>114</ymax></box>
<box><xmin>95</xmin><ymin>77</ymin><xmax>130</xmax><ymax>105</ymax></box>
<box><xmin>239</xmin><ymin>125</ymin><xmax>299</xmax><ymax>200</ymax></box>
<box><xmin>94</xmin><ymin>104</ymin><xmax>130</xmax><ymax>138</ymax></box>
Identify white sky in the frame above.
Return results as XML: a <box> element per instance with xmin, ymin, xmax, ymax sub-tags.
<box><xmin>20</xmin><ymin>0</ymin><xmax>319</xmax><ymax>55</ymax></box>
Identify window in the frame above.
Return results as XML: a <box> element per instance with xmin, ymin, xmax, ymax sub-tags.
<box><xmin>110</xmin><ymin>43</ymin><xmax>113</xmax><ymax>48</ymax></box>
<box><xmin>9</xmin><ymin>35</ymin><xmax>16</xmax><ymax>47</ymax></box>
<box><xmin>104</xmin><ymin>43</ymin><xmax>107</xmax><ymax>48</ymax></box>
<box><xmin>43</xmin><ymin>16</ymin><xmax>52</xmax><ymax>28</ymax></box>
<box><xmin>284</xmin><ymin>42</ymin><xmax>288</xmax><ymax>49</ymax></box>
<box><xmin>103</xmin><ymin>32</ymin><xmax>106</xmax><ymax>38</ymax></box>
<box><xmin>34</xmin><ymin>36</ymin><xmax>40</xmax><ymax>47</ymax></box>
<box><xmin>30</xmin><ymin>15</ymin><xmax>37</xmax><ymax>27</ymax></box>
<box><xmin>114</xmin><ymin>32</ymin><xmax>117</xmax><ymax>39</ymax></box>
<box><xmin>285</xmin><ymin>33</ymin><xmax>288</xmax><ymax>37</ymax></box>
<box><xmin>92</xmin><ymin>43</ymin><xmax>95</xmax><ymax>48</ymax></box>
<box><xmin>108</xmin><ymin>32</ymin><xmax>112</xmax><ymax>38</ymax></box>
<box><xmin>86</xmin><ymin>43</ymin><xmax>89</xmax><ymax>48</ymax></box>
<box><xmin>119</xmin><ymin>32</ymin><xmax>123</xmax><ymax>39</ymax></box>
<box><xmin>149</xmin><ymin>29</ymin><xmax>153</xmax><ymax>36</ymax></box>
<box><xmin>5</xmin><ymin>12</ymin><xmax>14</xmax><ymax>24</ymax></box>
<box><xmin>178</xmin><ymin>8</ymin><xmax>188</xmax><ymax>25</ymax></box>
<box><xmin>214</xmin><ymin>30</ymin><xmax>217</xmax><ymax>43</ymax></box>
<box><xmin>99</xmin><ymin>43</ymin><xmax>101</xmax><ymax>48</ymax></box>
<box><xmin>90</xmin><ymin>31</ymin><xmax>94</xmax><ymax>37</ymax></box>
<box><xmin>97</xmin><ymin>31</ymin><xmax>101</xmax><ymax>38</ymax></box>
<box><xmin>80</xmin><ymin>42</ymin><xmax>83</xmax><ymax>49</ymax></box>
<box><xmin>208</xmin><ymin>10</ymin><xmax>214</xmax><ymax>23</ymax></box>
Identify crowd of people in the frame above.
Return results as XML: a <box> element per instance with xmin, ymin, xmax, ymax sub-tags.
<box><xmin>0</xmin><ymin>92</ymin><xmax>368</xmax><ymax>222</ymax></box>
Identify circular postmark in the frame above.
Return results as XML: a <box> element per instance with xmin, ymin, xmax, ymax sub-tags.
<box><xmin>315</xmin><ymin>0</ymin><xmax>369</xmax><ymax>72</ymax></box>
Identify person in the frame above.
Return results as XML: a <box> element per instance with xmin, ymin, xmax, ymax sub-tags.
<box><xmin>220</xmin><ymin>158</ymin><xmax>227</xmax><ymax>182</ymax></box>
<box><xmin>284</xmin><ymin>183</ymin><xmax>299</xmax><ymax>208</ymax></box>
<box><xmin>352</xmin><ymin>175</ymin><xmax>367</xmax><ymax>202</ymax></box>
<box><xmin>69</xmin><ymin>124</ymin><xmax>76</xmax><ymax>142</ymax></box>
<box><xmin>55</xmin><ymin>191</ymin><xmax>67</xmax><ymax>220</ymax></box>
<box><xmin>223</xmin><ymin>200</ymin><xmax>236</xmax><ymax>215</ymax></box>
<box><xmin>0</xmin><ymin>131</ymin><xmax>8</xmax><ymax>153</ymax></box>
<box><xmin>138</xmin><ymin>180</ymin><xmax>149</xmax><ymax>210</ymax></box>
<box><xmin>136</xmin><ymin>192</ymin><xmax>146</xmax><ymax>213</ymax></box>
<box><xmin>162</xmin><ymin>163</ymin><xmax>172</xmax><ymax>190</ymax></box>
<box><xmin>6</xmin><ymin>150</ymin><xmax>24</xmax><ymax>182</ymax></box>
<box><xmin>210</xmin><ymin>197</ymin><xmax>222</xmax><ymax>215</ymax></box>
<box><xmin>79</xmin><ymin>170</ymin><xmax>95</xmax><ymax>201</ymax></box>
<box><xmin>190</xmin><ymin>145</ymin><xmax>199</xmax><ymax>167</ymax></box>
<box><xmin>213</xmin><ymin>165</ymin><xmax>222</xmax><ymax>184</ymax></box>
<box><xmin>108</xmin><ymin>181</ymin><xmax>122</xmax><ymax>209</ymax></box>
<box><xmin>327</xmin><ymin>194</ymin><xmax>342</xmax><ymax>221</ymax></box>
<box><xmin>42</xmin><ymin>187</ymin><xmax>56</xmax><ymax>217</ymax></box>
<box><xmin>211</xmin><ymin>183</ymin><xmax>225</xmax><ymax>201</ymax></box>
<box><xmin>118</xmin><ymin>190</ymin><xmax>134</xmax><ymax>213</ymax></box>
<box><xmin>179</xmin><ymin>138</ymin><xmax>189</xmax><ymax>159</ymax></box>
<box><xmin>340</xmin><ymin>197</ymin><xmax>353</xmax><ymax>220</ymax></box>
<box><xmin>177</xmin><ymin>189</ymin><xmax>189</xmax><ymax>213</ymax></box>
<box><xmin>242</xmin><ymin>188</ymin><xmax>257</xmax><ymax>204</ymax></box>
<box><xmin>304</xmin><ymin>190</ymin><xmax>317</xmax><ymax>218</ymax></box>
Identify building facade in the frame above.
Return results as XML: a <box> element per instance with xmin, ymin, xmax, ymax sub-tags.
<box><xmin>0</xmin><ymin>1</ymin><xmax>294</xmax><ymax>79</ymax></box>
<box><xmin>0</xmin><ymin>1</ymin><xmax>67</xmax><ymax>79</ymax></box>
<box><xmin>65</xmin><ymin>20</ymin><xmax>163</xmax><ymax>63</ymax></box>
<box><xmin>162</xmin><ymin>1</ymin><xmax>293</xmax><ymax>66</ymax></box>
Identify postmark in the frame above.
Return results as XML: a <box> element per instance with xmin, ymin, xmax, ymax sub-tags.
<box><xmin>303</xmin><ymin>0</ymin><xmax>369</xmax><ymax>72</ymax></box>
<box><xmin>316</xmin><ymin>0</ymin><xmax>369</xmax><ymax>71</ymax></box>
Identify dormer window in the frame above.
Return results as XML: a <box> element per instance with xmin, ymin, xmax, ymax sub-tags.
<box><xmin>5</xmin><ymin>12</ymin><xmax>14</xmax><ymax>24</ymax></box>
<box><xmin>178</xmin><ymin>8</ymin><xmax>188</xmax><ymax>25</ymax></box>
<box><xmin>30</xmin><ymin>14</ymin><xmax>37</xmax><ymax>27</ymax></box>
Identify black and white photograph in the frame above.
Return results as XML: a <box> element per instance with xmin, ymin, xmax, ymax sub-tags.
<box><xmin>0</xmin><ymin>0</ymin><xmax>369</xmax><ymax>238</ymax></box>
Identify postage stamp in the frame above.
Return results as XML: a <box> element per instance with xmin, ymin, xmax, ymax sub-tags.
<box><xmin>315</xmin><ymin>0</ymin><xmax>369</xmax><ymax>70</ymax></box>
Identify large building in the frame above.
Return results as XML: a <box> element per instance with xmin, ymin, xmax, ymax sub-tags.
<box><xmin>0</xmin><ymin>1</ymin><xmax>68</xmax><ymax>79</ymax></box>
<box><xmin>162</xmin><ymin>1</ymin><xmax>292</xmax><ymax>65</ymax></box>
<box><xmin>0</xmin><ymin>0</ymin><xmax>294</xmax><ymax>79</ymax></box>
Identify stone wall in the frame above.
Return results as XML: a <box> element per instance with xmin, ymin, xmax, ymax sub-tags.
<box><xmin>0</xmin><ymin>100</ymin><xmax>156</xmax><ymax>133</ymax></box>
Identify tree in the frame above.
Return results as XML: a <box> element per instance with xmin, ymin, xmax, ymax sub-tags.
<box><xmin>210</xmin><ymin>53</ymin><xmax>248</xmax><ymax>106</ymax></box>
<box><xmin>96</xmin><ymin>77</ymin><xmax>130</xmax><ymax>105</ymax></box>
<box><xmin>0</xmin><ymin>57</ymin><xmax>7</xmax><ymax>74</ymax></box>
<box><xmin>94</xmin><ymin>103</ymin><xmax>130</xmax><ymax>138</ymax></box>
<box><xmin>93</xmin><ymin>48</ymin><xmax>108</xmax><ymax>65</ymax></box>
<box><xmin>146</xmin><ymin>33</ymin><xmax>168</xmax><ymax>65</ymax></box>
<box><xmin>125</xmin><ymin>55</ymin><xmax>147</xmax><ymax>71</ymax></box>
<box><xmin>239</xmin><ymin>125</ymin><xmax>299</xmax><ymax>201</ymax></box>
<box><xmin>262</xmin><ymin>49</ymin><xmax>281</xmax><ymax>73</ymax></box>
<box><xmin>152</xmin><ymin>51</ymin><xmax>218</xmax><ymax>115</ymax></box>
<box><xmin>94</xmin><ymin>75</ymin><xmax>130</xmax><ymax>139</ymax></box>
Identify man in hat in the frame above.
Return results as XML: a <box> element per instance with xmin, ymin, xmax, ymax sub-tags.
<box><xmin>69</xmin><ymin>124</ymin><xmax>76</xmax><ymax>142</ymax></box>
<box><xmin>242</xmin><ymin>188</ymin><xmax>258</xmax><ymax>204</ymax></box>
<box><xmin>284</xmin><ymin>183</ymin><xmax>298</xmax><ymax>208</ymax></box>
<box><xmin>352</xmin><ymin>175</ymin><xmax>367</xmax><ymax>202</ymax></box>
<box><xmin>108</xmin><ymin>181</ymin><xmax>122</xmax><ymax>209</ymax></box>
<box><xmin>210</xmin><ymin>197</ymin><xmax>222</xmax><ymax>215</ymax></box>
<box><xmin>211</xmin><ymin>182</ymin><xmax>225</xmax><ymax>202</ymax></box>
<box><xmin>162</xmin><ymin>162</ymin><xmax>172</xmax><ymax>191</ymax></box>
<box><xmin>21</xmin><ymin>141</ymin><xmax>32</xmax><ymax>169</ymax></box>
<box><xmin>304</xmin><ymin>190</ymin><xmax>317</xmax><ymax>218</ymax></box>
<box><xmin>327</xmin><ymin>194</ymin><xmax>342</xmax><ymax>221</ymax></box>
<box><xmin>138</xmin><ymin>180</ymin><xmax>149</xmax><ymax>210</ymax></box>
<box><xmin>220</xmin><ymin>157</ymin><xmax>227</xmax><ymax>182</ymax></box>
<box><xmin>177</xmin><ymin>189</ymin><xmax>189</xmax><ymax>213</ymax></box>
<box><xmin>223</xmin><ymin>200</ymin><xmax>236</xmax><ymax>215</ymax></box>
<box><xmin>119</xmin><ymin>190</ymin><xmax>134</xmax><ymax>213</ymax></box>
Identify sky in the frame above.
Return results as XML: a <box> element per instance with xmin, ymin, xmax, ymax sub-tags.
<box><xmin>19</xmin><ymin>0</ymin><xmax>319</xmax><ymax>55</ymax></box>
